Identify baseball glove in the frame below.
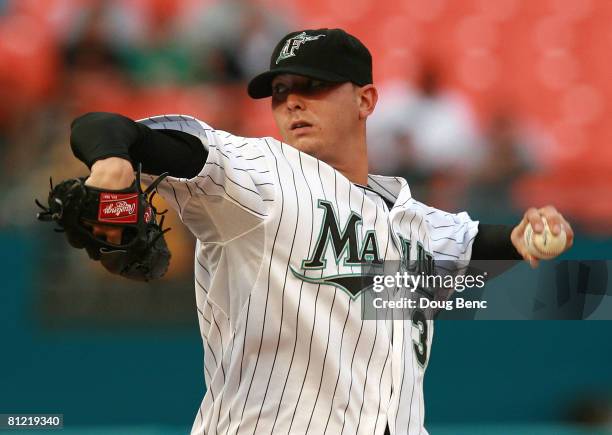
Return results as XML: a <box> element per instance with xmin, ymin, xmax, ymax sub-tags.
<box><xmin>35</xmin><ymin>166</ymin><xmax>171</xmax><ymax>281</ymax></box>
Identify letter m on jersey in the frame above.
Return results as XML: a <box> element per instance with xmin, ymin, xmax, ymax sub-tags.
<box><xmin>303</xmin><ymin>200</ymin><xmax>380</xmax><ymax>269</ymax></box>
<box><xmin>291</xmin><ymin>200</ymin><xmax>381</xmax><ymax>299</ymax></box>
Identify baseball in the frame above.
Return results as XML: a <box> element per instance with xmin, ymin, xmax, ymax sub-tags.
<box><xmin>523</xmin><ymin>218</ymin><xmax>567</xmax><ymax>260</ymax></box>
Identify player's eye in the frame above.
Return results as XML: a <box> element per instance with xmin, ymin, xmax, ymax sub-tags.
<box><xmin>306</xmin><ymin>79</ymin><xmax>332</xmax><ymax>92</ymax></box>
<box><xmin>309</xmin><ymin>80</ymin><xmax>326</xmax><ymax>88</ymax></box>
<box><xmin>272</xmin><ymin>83</ymin><xmax>289</xmax><ymax>96</ymax></box>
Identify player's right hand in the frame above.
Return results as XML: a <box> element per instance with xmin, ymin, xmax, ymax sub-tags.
<box><xmin>510</xmin><ymin>205</ymin><xmax>574</xmax><ymax>268</ymax></box>
<box><xmin>84</xmin><ymin>157</ymin><xmax>135</xmax><ymax>245</ymax></box>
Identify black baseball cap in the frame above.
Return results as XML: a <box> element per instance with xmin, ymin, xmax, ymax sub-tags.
<box><xmin>247</xmin><ymin>28</ymin><xmax>373</xmax><ymax>99</ymax></box>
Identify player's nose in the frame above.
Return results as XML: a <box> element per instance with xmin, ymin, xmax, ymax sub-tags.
<box><xmin>285</xmin><ymin>92</ymin><xmax>305</xmax><ymax>111</ymax></box>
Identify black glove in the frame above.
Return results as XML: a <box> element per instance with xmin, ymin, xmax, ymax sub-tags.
<box><xmin>36</xmin><ymin>166</ymin><xmax>171</xmax><ymax>281</ymax></box>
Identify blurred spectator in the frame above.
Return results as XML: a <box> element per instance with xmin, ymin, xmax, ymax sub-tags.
<box><xmin>177</xmin><ymin>0</ymin><xmax>291</xmax><ymax>83</ymax></box>
<box><xmin>368</xmin><ymin>60</ymin><xmax>482</xmax><ymax>207</ymax></box>
<box><xmin>62</xmin><ymin>2</ymin><xmax>125</xmax><ymax>78</ymax></box>
<box><xmin>464</xmin><ymin>108</ymin><xmax>536</xmax><ymax>223</ymax></box>
<box><xmin>60</xmin><ymin>0</ymin><xmax>214</xmax><ymax>87</ymax></box>
<box><xmin>113</xmin><ymin>0</ymin><xmax>194</xmax><ymax>85</ymax></box>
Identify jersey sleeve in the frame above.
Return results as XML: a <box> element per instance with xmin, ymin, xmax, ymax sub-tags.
<box><xmin>138</xmin><ymin>114</ymin><xmax>276</xmax><ymax>243</ymax></box>
<box><xmin>419</xmin><ymin>202</ymin><xmax>480</xmax><ymax>262</ymax></box>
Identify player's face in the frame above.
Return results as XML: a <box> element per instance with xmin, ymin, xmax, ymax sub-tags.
<box><xmin>271</xmin><ymin>74</ymin><xmax>363</xmax><ymax>160</ymax></box>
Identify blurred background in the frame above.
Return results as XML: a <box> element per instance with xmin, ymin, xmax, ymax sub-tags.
<box><xmin>1</xmin><ymin>0</ymin><xmax>611</xmax><ymax>433</ymax></box>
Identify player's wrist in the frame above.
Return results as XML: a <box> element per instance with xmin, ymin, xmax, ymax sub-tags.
<box><xmin>87</xmin><ymin>157</ymin><xmax>135</xmax><ymax>190</ymax></box>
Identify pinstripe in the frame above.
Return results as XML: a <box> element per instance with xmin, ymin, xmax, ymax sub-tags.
<box><xmin>339</xmin><ymin>185</ymin><xmax>368</xmax><ymax>433</ymax></box>
<box><xmin>323</xmin><ymin>298</ymin><xmax>353</xmax><ymax>433</ymax></box>
<box><xmin>251</xmin><ymin>143</ymin><xmax>300</xmax><ymax>434</ymax></box>
<box><xmin>204</xmin><ymin>330</ymin><xmax>219</xmax><ymax>368</ymax></box>
<box><xmin>431</xmin><ymin>222</ymin><xmax>463</xmax><ymax>229</ymax></box>
<box><xmin>323</xmin><ymin>170</ymin><xmax>352</xmax><ymax>434</ymax></box>
<box><xmin>270</xmin><ymin>150</ymin><xmax>316</xmax><ymax>432</ymax></box>
<box><xmin>213</xmin><ymin>320</ymin><xmax>235</xmax><ymax>434</ymax></box>
<box><xmin>196</xmin><ymin>255</ymin><xmax>211</xmax><ymax>279</ymax></box>
<box><xmin>334</xmin><ymin>171</ymin><xmax>340</xmax><ymax>276</ymax></box>
<box><xmin>195</xmin><ymin>173</ymin><xmax>268</xmax><ymax>200</ymax></box>
<box><xmin>397</xmin><ymin>210</ymin><xmax>418</xmax><ymax>431</ymax></box>
<box><xmin>195</xmin><ymin>276</ymin><xmax>209</xmax><ymax>296</ymax></box>
<box><xmin>409</xmin><ymin>215</ymin><xmax>425</xmax><ymax>434</ymax></box>
<box><xmin>205</xmin><ymin>161</ymin><xmax>257</xmax><ymax>174</ymax></box>
<box><xmin>340</xmin><ymin>307</ymin><xmax>365</xmax><ymax>434</ymax></box>
<box><xmin>194</xmin><ymin>178</ymin><xmax>267</xmax><ymax>217</ymax></box>
<box><xmin>235</xmin><ymin>139</ymin><xmax>284</xmax><ymax>434</ymax></box>
<box><xmin>239</xmin><ymin>297</ymin><xmax>251</xmax><ymax>387</ymax></box>
<box><xmin>167</xmin><ymin>180</ymin><xmax>183</xmax><ymax>215</ymax></box>
<box><xmin>297</xmin><ymin>158</ymin><xmax>333</xmax><ymax>434</ymax></box>
<box><xmin>208</xmin><ymin>304</ymin><xmax>226</xmax><ymax>434</ymax></box>
<box><xmin>406</xmin><ymin>318</ymin><xmax>416</xmax><ymax>435</ymax></box>
<box><xmin>373</xmin><ymin>193</ymin><xmax>393</xmax><ymax>434</ymax></box>
<box><xmin>303</xmin><ymin>290</ymin><xmax>337</xmax><ymax>435</ymax></box>
<box><xmin>355</xmin><ymin>192</ymin><xmax>381</xmax><ymax>434</ymax></box>
<box><xmin>433</xmin><ymin>250</ymin><xmax>460</xmax><ymax>258</ymax></box>
<box><xmin>197</xmin><ymin>306</ymin><xmax>211</xmax><ymax>327</ymax></box>
<box><xmin>375</xmin><ymin>333</ymin><xmax>392</xmax><ymax>434</ymax></box>
<box><xmin>204</xmin><ymin>365</ymin><xmax>214</xmax><ymax>401</ymax></box>
<box><xmin>211</xmin><ymin>147</ymin><xmax>233</xmax><ymax>160</ymax></box>
<box><xmin>223</xmin><ymin>325</ymin><xmax>239</xmax><ymax>435</ymax></box>
<box><xmin>395</xmin><ymin>196</ymin><xmax>412</xmax><ymax>208</ymax></box>
<box><xmin>225</xmin><ymin>296</ymin><xmax>251</xmax><ymax>435</ymax></box>
<box><xmin>348</xmin><ymin>182</ymin><xmax>354</xmax><ymax>275</ymax></box>
<box><xmin>207</xmin><ymin>301</ymin><xmax>226</xmax><ymax>381</ymax></box>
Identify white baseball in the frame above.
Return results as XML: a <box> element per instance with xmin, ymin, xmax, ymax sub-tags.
<box><xmin>523</xmin><ymin>218</ymin><xmax>567</xmax><ymax>260</ymax></box>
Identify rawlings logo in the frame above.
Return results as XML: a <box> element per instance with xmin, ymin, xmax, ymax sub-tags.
<box><xmin>98</xmin><ymin>193</ymin><xmax>138</xmax><ymax>224</ymax></box>
<box><xmin>103</xmin><ymin>201</ymin><xmax>136</xmax><ymax>216</ymax></box>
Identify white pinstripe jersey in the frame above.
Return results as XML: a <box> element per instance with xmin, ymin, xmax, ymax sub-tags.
<box><xmin>139</xmin><ymin>115</ymin><xmax>479</xmax><ymax>435</ymax></box>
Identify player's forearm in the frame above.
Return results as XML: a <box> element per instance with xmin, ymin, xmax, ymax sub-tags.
<box><xmin>87</xmin><ymin>157</ymin><xmax>135</xmax><ymax>189</ymax></box>
<box><xmin>70</xmin><ymin>112</ymin><xmax>207</xmax><ymax>178</ymax></box>
<box><xmin>472</xmin><ymin>224</ymin><xmax>522</xmax><ymax>260</ymax></box>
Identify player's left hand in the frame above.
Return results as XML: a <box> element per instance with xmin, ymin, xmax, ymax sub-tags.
<box><xmin>510</xmin><ymin>205</ymin><xmax>574</xmax><ymax>268</ymax></box>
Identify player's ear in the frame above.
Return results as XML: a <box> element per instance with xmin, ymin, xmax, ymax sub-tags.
<box><xmin>357</xmin><ymin>84</ymin><xmax>378</xmax><ymax>120</ymax></box>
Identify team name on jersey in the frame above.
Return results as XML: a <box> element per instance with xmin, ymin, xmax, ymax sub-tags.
<box><xmin>290</xmin><ymin>199</ymin><xmax>434</xmax><ymax>300</ymax></box>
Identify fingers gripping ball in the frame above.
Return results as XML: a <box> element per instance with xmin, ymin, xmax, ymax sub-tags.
<box><xmin>35</xmin><ymin>166</ymin><xmax>171</xmax><ymax>281</ymax></box>
<box><xmin>523</xmin><ymin>218</ymin><xmax>567</xmax><ymax>260</ymax></box>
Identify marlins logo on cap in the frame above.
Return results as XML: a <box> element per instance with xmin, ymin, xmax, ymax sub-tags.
<box><xmin>276</xmin><ymin>32</ymin><xmax>326</xmax><ymax>64</ymax></box>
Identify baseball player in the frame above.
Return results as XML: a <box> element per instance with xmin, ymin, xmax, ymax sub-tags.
<box><xmin>65</xmin><ymin>28</ymin><xmax>573</xmax><ymax>434</ymax></box>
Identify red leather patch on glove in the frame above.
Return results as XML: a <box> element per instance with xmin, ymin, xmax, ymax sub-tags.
<box><xmin>144</xmin><ymin>206</ymin><xmax>153</xmax><ymax>223</ymax></box>
<box><xmin>98</xmin><ymin>193</ymin><xmax>138</xmax><ymax>223</ymax></box>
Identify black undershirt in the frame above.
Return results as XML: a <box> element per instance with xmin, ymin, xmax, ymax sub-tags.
<box><xmin>70</xmin><ymin>112</ymin><xmax>521</xmax><ymax>260</ymax></box>
<box><xmin>70</xmin><ymin>112</ymin><xmax>207</xmax><ymax>179</ymax></box>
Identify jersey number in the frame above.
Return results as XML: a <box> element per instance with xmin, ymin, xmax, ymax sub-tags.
<box><xmin>412</xmin><ymin>310</ymin><xmax>428</xmax><ymax>366</ymax></box>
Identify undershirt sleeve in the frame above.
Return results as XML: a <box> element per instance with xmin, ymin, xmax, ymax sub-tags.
<box><xmin>70</xmin><ymin>112</ymin><xmax>207</xmax><ymax>178</ymax></box>
<box><xmin>472</xmin><ymin>224</ymin><xmax>522</xmax><ymax>260</ymax></box>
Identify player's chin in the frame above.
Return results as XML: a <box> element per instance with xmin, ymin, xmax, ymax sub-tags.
<box><xmin>288</xmin><ymin>135</ymin><xmax>322</xmax><ymax>155</ymax></box>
